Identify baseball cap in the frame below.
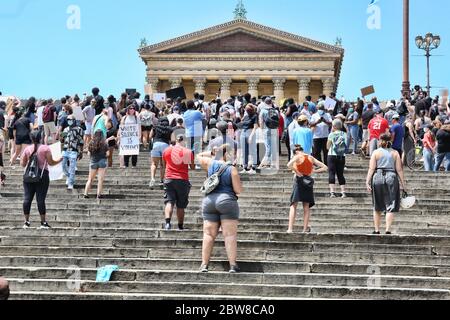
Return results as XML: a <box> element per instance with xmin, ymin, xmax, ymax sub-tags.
<box><xmin>298</xmin><ymin>115</ymin><xmax>309</xmax><ymax>122</ymax></box>
<box><xmin>392</xmin><ymin>113</ymin><xmax>400</xmax><ymax>120</ymax></box>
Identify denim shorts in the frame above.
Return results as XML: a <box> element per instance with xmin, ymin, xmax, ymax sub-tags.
<box><xmin>90</xmin><ymin>158</ymin><xmax>107</xmax><ymax>170</ymax></box>
<box><xmin>151</xmin><ymin>142</ymin><xmax>169</xmax><ymax>158</ymax></box>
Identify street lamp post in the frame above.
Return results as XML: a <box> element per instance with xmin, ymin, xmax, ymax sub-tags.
<box><xmin>402</xmin><ymin>0</ymin><xmax>410</xmax><ymax>99</ymax></box>
<box><xmin>415</xmin><ymin>33</ymin><xmax>441</xmax><ymax>96</ymax></box>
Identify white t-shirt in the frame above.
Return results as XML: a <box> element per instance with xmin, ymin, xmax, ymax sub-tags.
<box><xmin>36</xmin><ymin>106</ymin><xmax>45</xmax><ymax>127</ymax></box>
<box><xmin>310</xmin><ymin>112</ymin><xmax>332</xmax><ymax>139</ymax></box>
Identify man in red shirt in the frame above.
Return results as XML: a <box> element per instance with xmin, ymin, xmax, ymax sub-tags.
<box><xmin>368</xmin><ymin>110</ymin><xmax>390</xmax><ymax>156</ymax></box>
<box><xmin>162</xmin><ymin>135</ymin><xmax>195</xmax><ymax>231</ymax></box>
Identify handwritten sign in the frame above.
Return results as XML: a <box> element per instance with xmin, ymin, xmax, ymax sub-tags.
<box><xmin>153</xmin><ymin>93</ymin><xmax>166</xmax><ymax>103</ymax></box>
<box><xmin>361</xmin><ymin>85</ymin><xmax>375</xmax><ymax>97</ymax></box>
<box><xmin>324</xmin><ymin>97</ymin><xmax>337</xmax><ymax>111</ymax></box>
<box><xmin>119</xmin><ymin>124</ymin><xmax>140</xmax><ymax>156</ymax></box>
<box><xmin>48</xmin><ymin>142</ymin><xmax>64</xmax><ymax>181</ymax></box>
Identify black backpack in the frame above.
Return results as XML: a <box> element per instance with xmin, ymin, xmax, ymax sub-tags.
<box><xmin>23</xmin><ymin>147</ymin><xmax>44</xmax><ymax>184</ymax></box>
<box><xmin>397</xmin><ymin>102</ymin><xmax>408</xmax><ymax>116</ymax></box>
<box><xmin>265</xmin><ymin>108</ymin><xmax>280</xmax><ymax>129</ymax></box>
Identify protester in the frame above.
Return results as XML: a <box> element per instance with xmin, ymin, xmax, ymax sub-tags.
<box><xmin>42</xmin><ymin>100</ymin><xmax>57</xmax><ymax>145</ymax></box>
<box><xmin>21</xmin><ymin>130</ymin><xmax>62</xmax><ymax>229</ymax></box>
<box><xmin>120</xmin><ymin>105</ymin><xmax>141</xmax><ymax>168</ymax></box>
<box><xmin>287</xmin><ymin>145</ymin><xmax>328</xmax><ymax>233</ymax></box>
<box><xmin>292</xmin><ymin>115</ymin><xmax>313</xmax><ymax>155</ymax></box>
<box><xmin>106</xmin><ymin>120</ymin><xmax>118</xmax><ymax>168</ymax></box>
<box><xmin>287</xmin><ymin>112</ymin><xmax>300</xmax><ymax>160</ymax></box>
<box><xmin>83</xmin><ymin>130</ymin><xmax>108</xmax><ymax>199</ymax></box>
<box><xmin>310</xmin><ymin>105</ymin><xmax>332</xmax><ymax>165</ymax></box>
<box><xmin>239</xmin><ymin>104</ymin><xmax>258</xmax><ymax>174</ymax></box>
<box><xmin>345</xmin><ymin>107</ymin><xmax>360</xmax><ymax>155</ymax></box>
<box><xmin>390</xmin><ymin>114</ymin><xmax>405</xmax><ymax>158</ymax></box>
<box><xmin>93</xmin><ymin>105</ymin><xmax>109</xmax><ymax>138</ymax></box>
<box><xmin>0</xmin><ymin>104</ymin><xmax>5</xmax><ymax>186</ymax></box>
<box><xmin>368</xmin><ymin>110</ymin><xmax>390</xmax><ymax>156</ymax></box>
<box><xmin>361</xmin><ymin>103</ymin><xmax>375</xmax><ymax>156</ymax></box>
<box><xmin>434</xmin><ymin>121</ymin><xmax>450</xmax><ymax>171</ymax></box>
<box><xmin>208</xmin><ymin>121</ymin><xmax>238</xmax><ymax>164</ymax></box>
<box><xmin>140</xmin><ymin>103</ymin><xmax>157</xmax><ymax>150</ymax></box>
<box><xmin>197</xmin><ymin>144</ymin><xmax>243</xmax><ymax>273</ymax></box>
<box><xmin>327</xmin><ymin>119</ymin><xmax>348</xmax><ymax>198</ymax></box>
<box><xmin>82</xmin><ymin>99</ymin><xmax>96</xmax><ymax>151</ymax></box>
<box><xmin>162</xmin><ymin>134</ymin><xmax>195</xmax><ymax>231</ymax></box>
<box><xmin>61</xmin><ymin>115</ymin><xmax>84</xmax><ymax>190</ymax></box>
<box><xmin>149</xmin><ymin>117</ymin><xmax>173</xmax><ymax>189</ymax></box>
<box><xmin>183</xmin><ymin>100</ymin><xmax>204</xmax><ymax>162</ymax></box>
<box><xmin>10</xmin><ymin>112</ymin><xmax>33</xmax><ymax>166</ymax></box>
<box><xmin>92</xmin><ymin>87</ymin><xmax>105</xmax><ymax>115</ymax></box>
<box><xmin>258</xmin><ymin>97</ymin><xmax>280</xmax><ymax>169</ymax></box>
<box><xmin>422</xmin><ymin>124</ymin><xmax>436</xmax><ymax>172</ymax></box>
<box><xmin>366</xmin><ymin>134</ymin><xmax>407</xmax><ymax>235</ymax></box>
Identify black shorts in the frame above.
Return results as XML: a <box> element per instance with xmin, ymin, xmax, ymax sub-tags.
<box><xmin>142</xmin><ymin>126</ymin><xmax>152</xmax><ymax>132</ymax></box>
<box><xmin>16</xmin><ymin>137</ymin><xmax>32</xmax><ymax>145</ymax></box>
<box><xmin>164</xmin><ymin>179</ymin><xmax>191</xmax><ymax>209</ymax></box>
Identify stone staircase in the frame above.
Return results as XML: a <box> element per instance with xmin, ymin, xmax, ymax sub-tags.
<box><xmin>1</xmin><ymin>150</ymin><xmax>450</xmax><ymax>300</ymax></box>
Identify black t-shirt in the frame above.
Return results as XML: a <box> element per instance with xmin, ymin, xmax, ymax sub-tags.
<box><xmin>154</xmin><ymin>125</ymin><xmax>173</xmax><ymax>144</ymax></box>
<box><xmin>13</xmin><ymin>118</ymin><xmax>32</xmax><ymax>140</ymax></box>
<box><xmin>94</xmin><ymin>95</ymin><xmax>105</xmax><ymax>115</ymax></box>
<box><xmin>241</xmin><ymin>114</ymin><xmax>257</xmax><ymax>130</ymax></box>
<box><xmin>436</xmin><ymin>129</ymin><xmax>450</xmax><ymax>154</ymax></box>
<box><xmin>107</xmin><ymin>128</ymin><xmax>117</xmax><ymax>147</ymax></box>
<box><xmin>362</xmin><ymin>110</ymin><xmax>375</xmax><ymax>129</ymax></box>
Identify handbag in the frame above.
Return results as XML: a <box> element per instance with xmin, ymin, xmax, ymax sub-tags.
<box><xmin>201</xmin><ymin>162</ymin><xmax>231</xmax><ymax>196</ymax></box>
<box><xmin>400</xmin><ymin>191</ymin><xmax>416</xmax><ymax>209</ymax></box>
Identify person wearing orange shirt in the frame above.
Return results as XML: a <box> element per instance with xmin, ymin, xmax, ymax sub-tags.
<box><xmin>287</xmin><ymin>145</ymin><xmax>327</xmax><ymax>234</ymax></box>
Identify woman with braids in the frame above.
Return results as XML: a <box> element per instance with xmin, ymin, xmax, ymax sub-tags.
<box><xmin>20</xmin><ymin>130</ymin><xmax>62</xmax><ymax>229</ymax></box>
<box><xmin>83</xmin><ymin>130</ymin><xmax>109</xmax><ymax>199</ymax></box>
<box><xmin>366</xmin><ymin>133</ymin><xmax>407</xmax><ymax>235</ymax></box>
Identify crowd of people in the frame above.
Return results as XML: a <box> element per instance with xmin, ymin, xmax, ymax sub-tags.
<box><xmin>0</xmin><ymin>84</ymin><xmax>449</xmax><ymax>272</ymax></box>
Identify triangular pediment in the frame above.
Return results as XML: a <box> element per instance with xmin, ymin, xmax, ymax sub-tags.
<box><xmin>161</xmin><ymin>30</ymin><xmax>316</xmax><ymax>53</ymax></box>
<box><xmin>139</xmin><ymin>19</ymin><xmax>344</xmax><ymax>55</ymax></box>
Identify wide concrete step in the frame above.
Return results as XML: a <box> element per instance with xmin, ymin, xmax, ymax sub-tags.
<box><xmin>6</xmin><ymin>278</ymin><xmax>450</xmax><ymax>300</ymax></box>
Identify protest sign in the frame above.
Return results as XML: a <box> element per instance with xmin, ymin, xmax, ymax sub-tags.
<box><xmin>48</xmin><ymin>142</ymin><xmax>64</xmax><ymax>181</ymax></box>
<box><xmin>324</xmin><ymin>97</ymin><xmax>337</xmax><ymax>111</ymax></box>
<box><xmin>119</xmin><ymin>123</ymin><xmax>140</xmax><ymax>156</ymax></box>
<box><xmin>361</xmin><ymin>85</ymin><xmax>375</xmax><ymax>97</ymax></box>
<box><xmin>153</xmin><ymin>93</ymin><xmax>166</xmax><ymax>103</ymax></box>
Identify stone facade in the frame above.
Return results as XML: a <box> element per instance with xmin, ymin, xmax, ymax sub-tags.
<box><xmin>139</xmin><ymin>19</ymin><xmax>344</xmax><ymax>104</ymax></box>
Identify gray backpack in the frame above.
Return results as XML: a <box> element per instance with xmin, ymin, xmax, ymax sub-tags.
<box><xmin>201</xmin><ymin>162</ymin><xmax>231</xmax><ymax>196</ymax></box>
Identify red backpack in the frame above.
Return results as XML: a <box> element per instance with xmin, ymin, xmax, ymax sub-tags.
<box><xmin>43</xmin><ymin>106</ymin><xmax>53</xmax><ymax>123</ymax></box>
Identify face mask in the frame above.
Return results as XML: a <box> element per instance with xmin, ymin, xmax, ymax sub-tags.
<box><xmin>319</xmin><ymin>110</ymin><xmax>325</xmax><ymax>116</ymax></box>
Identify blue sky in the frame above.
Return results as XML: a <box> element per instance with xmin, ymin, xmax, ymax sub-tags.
<box><xmin>0</xmin><ymin>0</ymin><xmax>449</xmax><ymax>100</ymax></box>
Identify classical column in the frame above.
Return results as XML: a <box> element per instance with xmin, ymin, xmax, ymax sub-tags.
<box><xmin>169</xmin><ymin>77</ymin><xmax>183</xmax><ymax>89</ymax></box>
<box><xmin>145</xmin><ymin>77</ymin><xmax>159</xmax><ymax>96</ymax></box>
<box><xmin>272</xmin><ymin>78</ymin><xmax>286</xmax><ymax>105</ymax></box>
<box><xmin>193</xmin><ymin>77</ymin><xmax>207</xmax><ymax>96</ymax></box>
<box><xmin>219</xmin><ymin>77</ymin><xmax>232</xmax><ymax>102</ymax></box>
<box><xmin>322</xmin><ymin>77</ymin><xmax>336</xmax><ymax>96</ymax></box>
<box><xmin>297</xmin><ymin>77</ymin><xmax>311</xmax><ymax>103</ymax></box>
<box><xmin>247</xmin><ymin>77</ymin><xmax>260</xmax><ymax>100</ymax></box>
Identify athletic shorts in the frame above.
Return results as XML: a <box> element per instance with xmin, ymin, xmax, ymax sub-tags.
<box><xmin>163</xmin><ymin>179</ymin><xmax>191</xmax><ymax>209</ymax></box>
<box><xmin>369</xmin><ymin>139</ymin><xmax>379</xmax><ymax>156</ymax></box>
<box><xmin>363</xmin><ymin>129</ymin><xmax>369</xmax><ymax>142</ymax></box>
<box><xmin>44</xmin><ymin>122</ymin><xmax>57</xmax><ymax>136</ymax></box>
<box><xmin>202</xmin><ymin>193</ymin><xmax>240</xmax><ymax>222</ymax></box>
<box><xmin>15</xmin><ymin>136</ymin><xmax>32</xmax><ymax>145</ymax></box>
<box><xmin>151</xmin><ymin>142</ymin><xmax>169</xmax><ymax>158</ymax></box>
<box><xmin>90</xmin><ymin>158</ymin><xmax>107</xmax><ymax>170</ymax></box>
<box><xmin>141</xmin><ymin>126</ymin><xmax>152</xmax><ymax>132</ymax></box>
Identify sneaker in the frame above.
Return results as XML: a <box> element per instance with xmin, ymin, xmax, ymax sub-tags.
<box><xmin>83</xmin><ymin>194</ymin><xmax>90</xmax><ymax>199</ymax></box>
<box><xmin>330</xmin><ymin>193</ymin><xmax>337</xmax><ymax>198</ymax></box>
<box><xmin>164</xmin><ymin>223</ymin><xmax>172</xmax><ymax>231</ymax></box>
<box><xmin>248</xmin><ymin>169</ymin><xmax>256</xmax><ymax>175</ymax></box>
<box><xmin>386</xmin><ymin>231</ymin><xmax>392</xmax><ymax>235</ymax></box>
<box><xmin>199</xmin><ymin>265</ymin><xmax>209</xmax><ymax>273</ymax></box>
<box><xmin>372</xmin><ymin>231</ymin><xmax>381</xmax><ymax>235</ymax></box>
<box><xmin>239</xmin><ymin>169</ymin><xmax>247</xmax><ymax>175</ymax></box>
<box><xmin>23</xmin><ymin>222</ymin><xmax>31</xmax><ymax>229</ymax></box>
<box><xmin>65</xmin><ymin>178</ymin><xmax>69</xmax><ymax>186</ymax></box>
<box><xmin>229</xmin><ymin>265</ymin><xmax>241</xmax><ymax>274</ymax></box>
<box><xmin>40</xmin><ymin>222</ymin><xmax>51</xmax><ymax>230</ymax></box>
<box><xmin>341</xmin><ymin>193</ymin><xmax>347</xmax><ymax>199</ymax></box>
<box><xmin>195</xmin><ymin>165</ymin><xmax>202</xmax><ymax>170</ymax></box>
<box><xmin>67</xmin><ymin>185</ymin><xmax>74</xmax><ymax>190</ymax></box>
<box><xmin>149</xmin><ymin>179</ymin><xmax>156</xmax><ymax>189</ymax></box>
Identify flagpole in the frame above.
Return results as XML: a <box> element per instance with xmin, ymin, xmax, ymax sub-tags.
<box><xmin>402</xmin><ymin>0</ymin><xmax>411</xmax><ymax>99</ymax></box>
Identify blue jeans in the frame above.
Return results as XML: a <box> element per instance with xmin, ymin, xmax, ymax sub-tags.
<box><xmin>423</xmin><ymin>148</ymin><xmax>434</xmax><ymax>172</ymax></box>
<box><xmin>240</xmin><ymin>130</ymin><xmax>257</xmax><ymax>170</ymax></box>
<box><xmin>62</xmin><ymin>151</ymin><xmax>78</xmax><ymax>186</ymax></box>
<box><xmin>347</xmin><ymin>125</ymin><xmax>359</xmax><ymax>153</ymax></box>
<box><xmin>434</xmin><ymin>152</ymin><xmax>450</xmax><ymax>172</ymax></box>
<box><xmin>263</xmin><ymin>128</ymin><xmax>278</xmax><ymax>166</ymax></box>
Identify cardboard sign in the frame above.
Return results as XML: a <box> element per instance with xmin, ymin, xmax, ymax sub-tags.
<box><xmin>153</xmin><ymin>93</ymin><xmax>166</xmax><ymax>103</ymax></box>
<box><xmin>119</xmin><ymin>124</ymin><xmax>140</xmax><ymax>156</ymax></box>
<box><xmin>166</xmin><ymin>87</ymin><xmax>186</xmax><ymax>100</ymax></box>
<box><xmin>48</xmin><ymin>142</ymin><xmax>64</xmax><ymax>181</ymax></box>
<box><xmin>324</xmin><ymin>97</ymin><xmax>337</xmax><ymax>111</ymax></box>
<box><xmin>72</xmin><ymin>106</ymin><xmax>84</xmax><ymax>121</ymax></box>
<box><xmin>361</xmin><ymin>85</ymin><xmax>375</xmax><ymax>97</ymax></box>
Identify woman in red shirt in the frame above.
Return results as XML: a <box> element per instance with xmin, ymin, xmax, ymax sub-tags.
<box><xmin>422</xmin><ymin>125</ymin><xmax>436</xmax><ymax>172</ymax></box>
<box><xmin>287</xmin><ymin>145</ymin><xmax>327</xmax><ymax>233</ymax></box>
